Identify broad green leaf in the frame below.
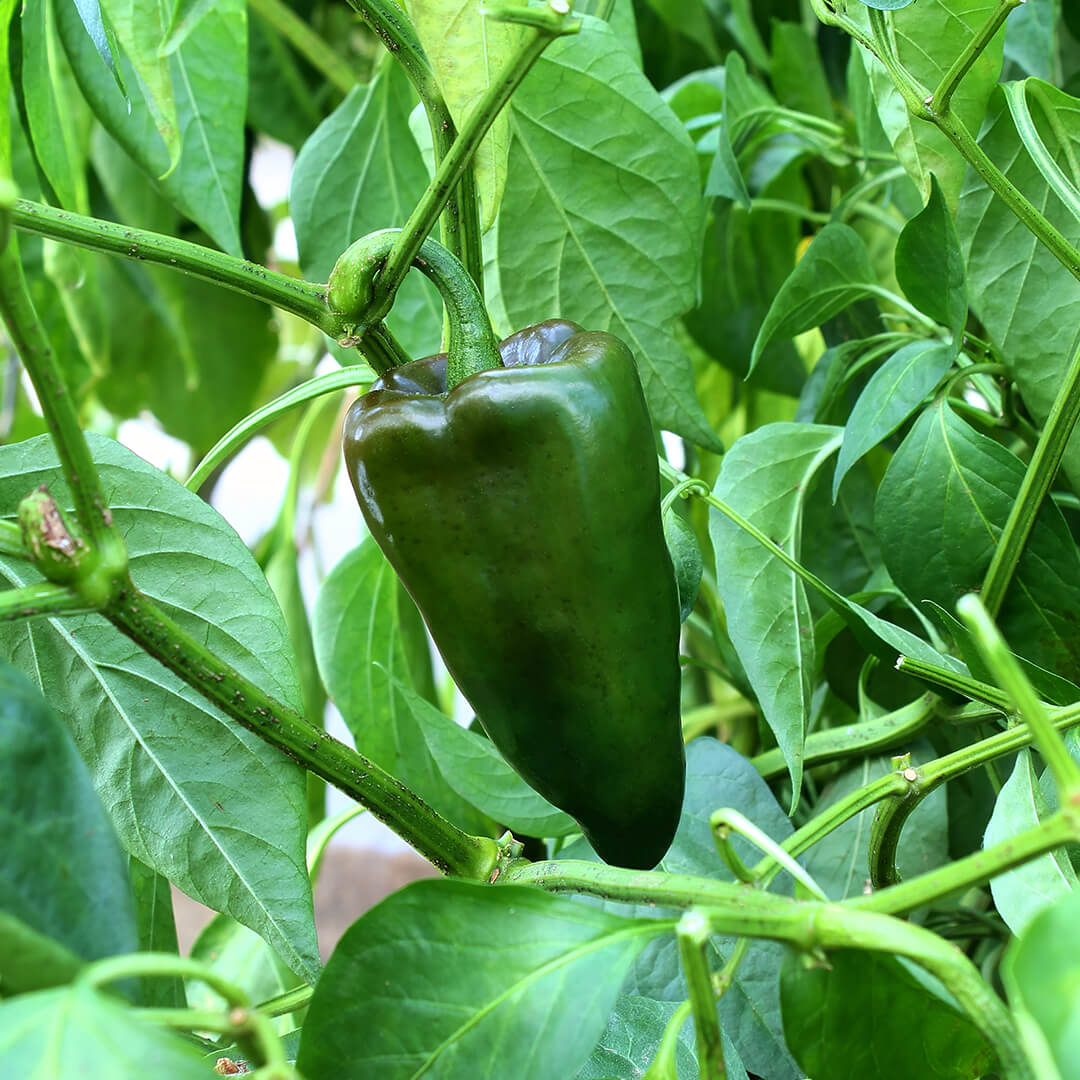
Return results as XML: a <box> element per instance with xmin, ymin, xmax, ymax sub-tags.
<box><xmin>161</xmin><ymin>0</ymin><xmax>221</xmax><ymax>54</ymax></box>
<box><xmin>403</xmin><ymin>0</ymin><xmax>522</xmax><ymax>229</ymax></box>
<box><xmin>956</xmin><ymin>83</ymin><xmax>1080</xmax><ymax>492</ymax></box>
<box><xmin>0</xmin><ymin>435</ymin><xmax>319</xmax><ymax>985</ymax></box>
<box><xmin>296</xmin><ymin>879</ymin><xmax>660</xmax><ymax>1080</ymax></box>
<box><xmin>780</xmin><ymin>949</ymin><xmax>997</xmax><ymax>1079</ymax></box>
<box><xmin>127</xmin><ymin>856</ymin><xmax>185</xmax><ymax>1008</ymax></box>
<box><xmin>70</xmin><ymin>0</ymin><xmax>120</xmax><ymax>74</ymax></box>
<box><xmin>576</xmin><ymin>739</ymin><xmax>801</xmax><ymax>1080</ymax></box>
<box><xmin>246</xmin><ymin>11</ymin><xmax>319</xmax><ymax>148</ymax></box>
<box><xmin>0</xmin><ymin>912</ymin><xmax>84</xmax><ymax>995</ymax></box>
<box><xmin>832</xmin><ymin>340</ymin><xmax>955</xmax><ymax>498</ymax></box>
<box><xmin>43</xmin><ymin>241</ymin><xmax>110</xmax><ymax>378</ymax></box>
<box><xmin>496</xmin><ymin>17</ymin><xmax>717</xmax><ymax>449</ymax></box>
<box><xmin>99</xmin><ymin>0</ymin><xmax>181</xmax><ymax>172</ymax></box>
<box><xmin>19</xmin><ymin>0</ymin><xmax>93</xmax><ymax>211</ymax></box>
<box><xmin>663</xmin><ymin>509</ymin><xmax>702</xmax><ymax>623</ymax></box>
<box><xmin>874</xmin><ymin>400</ymin><xmax>1080</xmax><ymax>682</ymax></box>
<box><xmin>801</xmin><ymin>750</ymin><xmax>948</xmax><ymax>901</ymax></box>
<box><xmin>1002</xmin><ymin>889</ymin><xmax>1080</xmax><ymax>1079</ymax></box>
<box><xmin>0</xmin><ymin>662</ymin><xmax>137</xmax><ymax>985</ymax></box>
<box><xmin>640</xmin><ymin>0</ymin><xmax>719</xmax><ymax>62</ymax></box>
<box><xmin>1003</xmin><ymin>0</ymin><xmax>1058</xmax><ymax>81</ymax></box>
<box><xmin>0</xmin><ymin>985</ymin><xmax>212</xmax><ymax>1077</ymax></box>
<box><xmin>984</xmin><ymin>750</ymin><xmax>1076</xmax><ymax>935</ymax></box>
<box><xmin>770</xmin><ymin>21</ymin><xmax>834</xmax><ymax>121</ymax></box>
<box><xmin>709</xmin><ymin>423</ymin><xmax>843</xmax><ymax>804</ymax></box>
<box><xmin>893</xmin><ymin>175</ymin><xmax>967</xmax><ymax>338</ymax></box>
<box><xmin>858</xmin><ymin>0</ymin><xmax>1006</xmax><ymax>208</ymax></box>
<box><xmin>57</xmin><ymin>0</ymin><xmax>246</xmax><ymax>254</ymax></box>
<box><xmin>94</xmin><ymin>258</ymin><xmax>277</xmax><ymax>453</ymax></box>
<box><xmin>751</xmin><ymin>224</ymin><xmax>877</xmax><ymax>372</ymax></box>
<box><xmin>576</xmin><ymin>997</ymin><xmax>706</xmax><ymax>1080</ymax></box>
<box><xmin>290</xmin><ymin>67</ymin><xmax>442</xmax><ymax>360</ymax></box>
<box><xmin>312</xmin><ymin>538</ymin><xmax>490</xmax><ymax>834</ymax></box>
<box><xmin>391</xmin><ymin>677</ymin><xmax>578</xmax><ymax>838</ymax></box>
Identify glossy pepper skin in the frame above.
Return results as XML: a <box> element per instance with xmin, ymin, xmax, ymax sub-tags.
<box><xmin>343</xmin><ymin>320</ymin><xmax>685</xmax><ymax>869</ymax></box>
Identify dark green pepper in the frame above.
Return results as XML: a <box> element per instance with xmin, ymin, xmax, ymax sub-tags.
<box><xmin>335</xmin><ymin>232</ymin><xmax>685</xmax><ymax>869</ymax></box>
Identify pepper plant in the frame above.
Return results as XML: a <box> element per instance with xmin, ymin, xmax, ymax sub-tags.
<box><xmin>2</xmin><ymin>0</ymin><xmax>1080</xmax><ymax>1076</ymax></box>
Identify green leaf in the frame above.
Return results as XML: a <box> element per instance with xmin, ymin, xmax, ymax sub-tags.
<box><xmin>19</xmin><ymin>0</ymin><xmax>93</xmax><ymax>212</ymax></box>
<box><xmin>0</xmin><ymin>660</ymin><xmax>138</xmax><ymax>985</ymax></box>
<box><xmin>710</xmin><ymin>423</ymin><xmax>843</xmax><ymax>805</ymax></box>
<box><xmin>296</xmin><ymin>879</ymin><xmax>660</xmax><ymax>1080</ymax></box>
<box><xmin>1003</xmin><ymin>0</ymin><xmax>1059</xmax><ymax>80</ymax></box>
<box><xmin>801</xmin><ymin>750</ymin><xmax>948</xmax><ymax>900</ymax></box>
<box><xmin>874</xmin><ymin>400</ymin><xmax>1080</xmax><ymax>682</ymax></box>
<box><xmin>390</xmin><ymin>676</ymin><xmax>578</xmax><ymax>838</ymax></box>
<box><xmin>99</xmin><ymin>0</ymin><xmax>181</xmax><ymax>172</ymax></box>
<box><xmin>312</xmin><ymin>537</ymin><xmax>490</xmax><ymax>834</ymax></box>
<box><xmin>751</xmin><ymin>223</ymin><xmax>878</xmax><ymax>373</ymax></box>
<box><xmin>0</xmin><ymin>984</ymin><xmax>212</xmax><ymax>1077</ymax></box>
<box><xmin>0</xmin><ymin>912</ymin><xmax>84</xmax><ymax>995</ymax></box>
<box><xmin>893</xmin><ymin>175</ymin><xmax>967</xmax><ymax>338</ymax></box>
<box><xmin>496</xmin><ymin>17</ymin><xmax>716</xmax><ymax>449</ymax></box>
<box><xmin>290</xmin><ymin>67</ymin><xmax>443</xmax><ymax>360</ymax></box>
<box><xmin>832</xmin><ymin>340</ymin><xmax>955</xmax><ymax>498</ymax></box>
<box><xmin>576</xmin><ymin>997</ymin><xmax>704</xmax><ymax>1080</ymax></box>
<box><xmin>160</xmin><ymin>0</ymin><xmax>221</xmax><ymax>54</ymax></box>
<box><xmin>581</xmin><ymin>739</ymin><xmax>800</xmax><ymax>1080</ymax></box>
<box><xmin>0</xmin><ymin>435</ymin><xmax>319</xmax><ymax>985</ymax></box>
<box><xmin>858</xmin><ymin>0</ymin><xmax>1006</xmax><ymax>208</ymax></box>
<box><xmin>780</xmin><ymin>948</ymin><xmax>997</xmax><ymax>1079</ymax></box>
<box><xmin>984</xmin><ymin>750</ymin><xmax>1076</xmax><ymax>936</ymax></box>
<box><xmin>56</xmin><ymin>0</ymin><xmax>245</xmax><ymax>254</ymax></box>
<box><xmin>663</xmin><ymin>509</ymin><xmax>702</xmax><ymax>623</ymax></box>
<box><xmin>1002</xmin><ymin>889</ymin><xmax>1080</xmax><ymax>1080</ymax></box>
<box><xmin>770</xmin><ymin>21</ymin><xmax>834</xmax><ymax>121</ymax></box>
<box><xmin>403</xmin><ymin>0</ymin><xmax>523</xmax><ymax>229</ymax></box>
<box><xmin>956</xmin><ymin>82</ymin><xmax>1080</xmax><ymax>491</ymax></box>
<box><xmin>127</xmin><ymin>856</ymin><xmax>185</xmax><ymax>1008</ymax></box>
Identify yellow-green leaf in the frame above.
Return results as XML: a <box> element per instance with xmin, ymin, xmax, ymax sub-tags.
<box><xmin>404</xmin><ymin>0</ymin><xmax>523</xmax><ymax>230</ymax></box>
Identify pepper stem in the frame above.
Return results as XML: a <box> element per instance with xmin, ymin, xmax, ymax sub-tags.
<box><xmin>328</xmin><ymin>228</ymin><xmax>502</xmax><ymax>390</ymax></box>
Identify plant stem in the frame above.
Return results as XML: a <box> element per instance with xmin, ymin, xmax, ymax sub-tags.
<box><xmin>342</xmin><ymin>0</ymin><xmax>483</xmax><ymax>285</ymax></box>
<box><xmin>104</xmin><ymin>580</ymin><xmax>500</xmax><ymax>879</ymax></box>
<box><xmin>958</xmin><ymin>595</ymin><xmax>1080</xmax><ymax>793</ymax></box>
<box><xmin>0</xmin><ymin>238</ymin><xmax>114</xmax><ymax>547</ymax></box>
<box><xmin>929</xmin><ymin>0</ymin><xmax>1023</xmax><ymax>116</ymax></box>
<box><xmin>248</xmin><ymin>0</ymin><xmax>358</xmax><ymax>94</ymax></box>
<box><xmin>0</xmin><ymin>581</ymin><xmax>89</xmax><ymax>620</ymax></box>
<box><xmin>895</xmin><ymin>655</ymin><xmax>1011</xmax><ymax>709</ymax></box>
<box><xmin>0</xmin><ymin>519</ymin><xmax>26</xmax><ymax>557</ymax></box>
<box><xmin>371</xmin><ymin>5</ymin><xmax>578</xmax><ymax>319</ymax></box>
<box><xmin>713</xmin><ymin>809</ymin><xmax>827</xmax><ymax>900</ymax></box>
<box><xmin>677</xmin><ymin>911</ymin><xmax>726</xmax><ymax>1080</ymax></box>
<box><xmin>982</xmin><ymin>341</ymin><xmax>1080</xmax><ymax>616</ymax></box>
<box><xmin>752</xmin><ymin>693</ymin><xmax>935</xmax><ymax>779</ymax></box>
<box><xmin>854</xmin><ymin>808</ymin><xmax>1079</xmax><ymax>918</ymax></box>
<box><xmin>11</xmin><ymin>200</ymin><xmax>338</xmax><ymax>334</ymax></box>
<box><xmin>79</xmin><ymin>952</ymin><xmax>249</xmax><ymax>1005</ymax></box>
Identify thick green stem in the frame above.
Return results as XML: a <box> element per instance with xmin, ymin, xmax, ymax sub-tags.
<box><xmin>0</xmin><ymin>238</ymin><xmax>115</xmax><ymax>548</ymax></box>
<box><xmin>11</xmin><ymin>200</ymin><xmax>338</xmax><ymax>334</ymax></box>
<box><xmin>342</xmin><ymin>0</ymin><xmax>483</xmax><ymax>285</ymax></box>
<box><xmin>677</xmin><ymin>911</ymin><xmax>726</xmax><ymax>1080</ymax></box>
<box><xmin>855</xmin><ymin>807</ymin><xmax>1079</xmax><ymax>918</ymax></box>
<box><xmin>929</xmin><ymin>0</ymin><xmax>1023</xmax><ymax>116</ymax></box>
<box><xmin>328</xmin><ymin>229</ymin><xmax>501</xmax><ymax>386</ymax></box>
<box><xmin>248</xmin><ymin>0</ymin><xmax>358</xmax><ymax>94</ymax></box>
<box><xmin>982</xmin><ymin>342</ymin><xmax>1080</xmax><ymax>616</ymax></box>
<box><xmin>958</xmin><ymin>595</ymin><xmax>1080</xmax><ymax>793</ymax></box>
<box><xmin>752</xmin><ymin>693</ymin><xmax>935</xmax><ymax>779</ymax></box>
<box><xmin>104</xmin><ymin>579</ymin><xmax>499</xmax><ymax>879</ymax></box>
<box><xmin>0</xmin><ymin>519</ymin><xmax>26</xmax><ymax>557</ymax></box>
<box><xmin>79</xmin><ymin>952</ymin><xmax>248</xmax><ymax>1005</ymax></box>
<box><xmin>0</xmin><ymin>581</ymin><xmax>89</xmax><ymax>620</ymax></box>
<box><xmin>372</xmin><ymin>3</ymin><xmax>579</xmax><ymax>316</ymax></box>
<box><xmin>895</xmin><ymin>655</ymin><xmax>1011</xmax><ymax>710</ymax></box>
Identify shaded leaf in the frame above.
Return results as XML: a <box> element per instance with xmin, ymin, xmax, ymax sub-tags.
<box><xmin>296</xmin><ymin>880</ymin><xmax>659</xmax><ymax>1080</ymax></box>
<box><xmin>0</xmin><ymin>435</ymin><xmax>319</xmax><ymax>984</ymax></box>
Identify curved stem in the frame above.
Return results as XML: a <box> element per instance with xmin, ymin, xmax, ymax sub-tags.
<box><xmin>328</xmin><ymin>229</ymin><xmax>501</xmax><ymax>386</ymax></box>
<box><xmin>372</xmin><ymin>4</ymin><xmax>579</xmax><ymax>315</ymax></box>
<box><xmin>12</xmin><ymin>200</ymin><xmax>338</xmax><ymax>333</ymax></box>
<box><xmin>79</xmin><ymin>952</ymin><xmax>249</xmax><ymax>1006</ymax></box>
<box><xmin>342</xmin><ymin>0</ymin><xmax>483</xmax><ymax>285</ymax></box>
<box><xmin>104</xmin><ymin>579</ymin><xmax>500</xmax><ymax>879</ymax></box>
<box><xmin>0</xmin><ymin>238</ymin><xmax>116</xmax><ymax>547</ymax></box>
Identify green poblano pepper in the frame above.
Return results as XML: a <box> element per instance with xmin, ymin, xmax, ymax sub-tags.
<box><xmin>335</xmin><ymin>233</ymin><xmax>685</xmax><ymax>870</ymax></box>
